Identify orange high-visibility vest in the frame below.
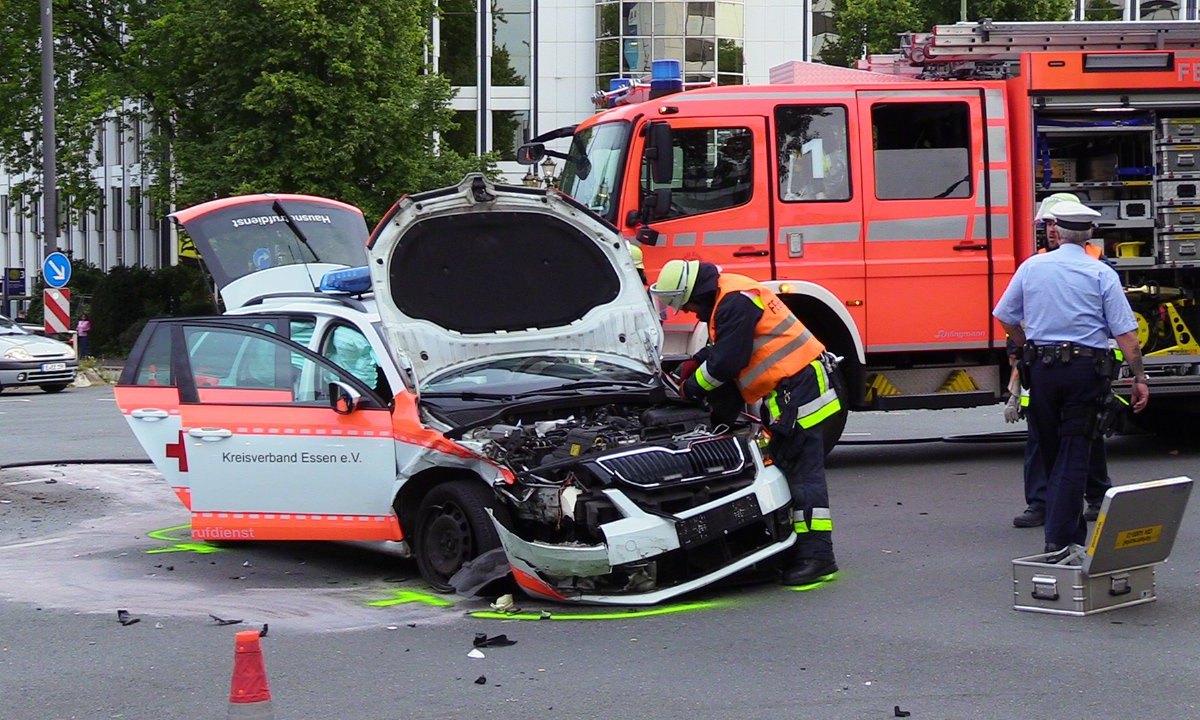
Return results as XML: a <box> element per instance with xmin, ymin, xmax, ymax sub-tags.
<box><xmin>707</xmin><ymin>274</ymin><xmax>825</xmax><ymax>403</ymax></box>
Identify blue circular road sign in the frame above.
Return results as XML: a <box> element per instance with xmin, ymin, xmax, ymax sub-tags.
<box><xmin>43</xmin><ymin>252</ymin><xmax>72</xmax><ymax>288</ymax></box>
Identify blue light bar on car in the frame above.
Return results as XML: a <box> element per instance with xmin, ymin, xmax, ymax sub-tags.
<box><xmin>319</xmin><ymin>266</ymin><xmax>372</xmax><ymax>294</ymax></box>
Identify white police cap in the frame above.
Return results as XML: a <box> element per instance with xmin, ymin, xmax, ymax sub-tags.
<box><xmin>1044</xmin><ymin>200</ymin><xmax>1101</xmax><ymax>230</ymax></box>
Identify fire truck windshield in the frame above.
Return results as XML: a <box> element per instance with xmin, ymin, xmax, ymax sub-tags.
<box><xmin>558</xmin><ymin>121</ymin><xmax>630</xmax><ymax>223</ymax></box>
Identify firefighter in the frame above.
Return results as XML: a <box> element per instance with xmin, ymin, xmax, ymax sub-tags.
<box><xmin>628</xmin><ymin>243</ymin><xmax>647</xmax><ymax>284</ymax></box>
<box><xmin>993</xmin><ymin>201</ymin><xmax>1149</xmax><ymax>553</ymax></box>
<box><xmin>1008</xmin><ymin>194</ymin><xmax>1112</xmax><ymax>529</ymax></box>
<box><xmin>649</xmin><ymin>260</ymin><xmax>841</xmax><ymax>585</ymax></box>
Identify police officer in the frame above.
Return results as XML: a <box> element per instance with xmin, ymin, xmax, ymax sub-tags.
<box><xmin>1008</xmin><ymin>194</ymin><xmax>1112</xmax><ymax>528</ymax></box>
<box><xmin>649</xmin><ymin>260</ymin><xmax>841</xmax><ymax>585</ymax></box>
<box><xmin>993</xmin><ymin>201</ymin><xmax>1149</xmax><ymax>552</ymax></box>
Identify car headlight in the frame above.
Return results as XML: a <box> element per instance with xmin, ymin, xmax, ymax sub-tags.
<box><xmin>4</xmin><ymin>347</ymin><xmax>33</xmax><ymax>361</ymax></box>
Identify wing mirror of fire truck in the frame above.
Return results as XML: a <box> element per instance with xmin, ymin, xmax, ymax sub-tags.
<box><xmin>645</xmin><ymin>122</ymin><xmax>674</xmax><ymax>185</ymax></box>
<box><xmin>515</xmin><ymin>143</ymin><xmax>545</xmax><ymax>165</ymax></box>
<box><xmin>329</xmin><ymin>381</ymin><xmax>362</xmax><ymax>415</ymax></box>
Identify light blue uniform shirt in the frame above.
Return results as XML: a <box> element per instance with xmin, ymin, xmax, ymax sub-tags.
<box><xmin>993</xmin><ymin>243</ymin><xmax>1136</xmax><ymax>348</ymax></box>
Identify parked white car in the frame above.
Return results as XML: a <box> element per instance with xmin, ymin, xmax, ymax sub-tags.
<box><xmin>0</xmin><ymin>314</ymin><xmax>78</xmax><ymax>393</ymax></box>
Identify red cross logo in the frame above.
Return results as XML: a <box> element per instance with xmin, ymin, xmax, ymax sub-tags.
<box><xmin>165</xmin><ymin>430</ymin><xmax>189</xmax><ymax>472</ymax></box>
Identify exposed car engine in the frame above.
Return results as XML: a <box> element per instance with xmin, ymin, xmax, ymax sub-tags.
<box><xmin>457</xmin><ymin>402</ymin><xmax>758</xmax><ymax>547</ymax></box>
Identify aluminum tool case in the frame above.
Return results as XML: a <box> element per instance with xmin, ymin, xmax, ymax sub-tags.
<box><xmin>1012</xmin><ymin>476</ymin><xmax>1192</xmax><ymax>616</ymax></box>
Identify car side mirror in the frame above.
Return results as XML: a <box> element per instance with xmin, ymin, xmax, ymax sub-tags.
<box><xmin>516</xmin><ymin>143</ymin><xmax>545</xmax><ymax>165</ymax></box>
<box><xmin>329</xmin><ymin>381</ymin><xmax>362</xmax><ymax>415</ymax></box>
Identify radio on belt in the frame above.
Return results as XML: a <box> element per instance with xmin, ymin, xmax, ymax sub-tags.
<box><xmin>1012</xmin><ymin>476</ymin><xmax>1192</xmax><ymax>616</ymax></box>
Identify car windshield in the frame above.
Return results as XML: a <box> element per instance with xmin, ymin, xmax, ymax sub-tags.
<box><xmin>0</xmin><ymin>314</ymin><xmax>29</xmax><ymax>336</ymax></box>
<box><xmin>558</xmin><ymin>121</ymin><xmax>630</xmax><ymax>223</ymax></box>
<box><xmin>423</xmin><ymin>355</ymin><xmax>653</xmax><ymax>398</ymax></box>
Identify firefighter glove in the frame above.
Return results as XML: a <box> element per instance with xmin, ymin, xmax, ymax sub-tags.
<box><xmin>676</xmin><ymin>357</ymin><xmax>701</xmax><ymax>384</ymax></box>
<box><xmin>1003</xmin><ymin>394</ymin><xmax>1022</xmax><ymax>424</ymax></box>
<box><xmin>680</xmin><ymin>375</ymin><xmax>705</xmax><ymax>402</ymax></box>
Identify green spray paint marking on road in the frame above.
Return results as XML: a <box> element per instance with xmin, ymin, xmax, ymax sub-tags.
<box><xmin>366</xmin><ymin>590</ymin><xmax>455</xmax><ymax>608</ymax></box>
<box><xmin>470</xmin><ymin>599</ymin><xmax>727</xmax><ymax>621</ymax></box>
<box><xmin>786</xmin><ymin>572</ymin><xmax>838</xmax><ymax>591</ymax></box>
<box><xmin>145</xmin><ymin>524</ymin><xmax>224</xmax><ymax>555</ymax></box>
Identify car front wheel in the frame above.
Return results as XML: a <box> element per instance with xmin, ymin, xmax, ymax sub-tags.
<box><xmin>413</xmin><ymin>480</ymin><xmax>506</xmax><ymax>593</ymax></box>
<box><xmin>40</xmin><ymin>384</ymin><xmax>69</xmax><ymax>394</ymax></box>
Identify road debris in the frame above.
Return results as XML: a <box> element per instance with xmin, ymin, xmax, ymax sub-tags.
<box><xmin>474</xmin><ymin>633</ymin><xmax>517</xmax><ymax>648</ymax></box>
<box><xmin>474</xmin><ymin>675</ymin><xmax>487</xmax><ymax>685</ymax></box>
<box><xmin>894</xmin><ymin>706</ymin><xmax>911</xmax><ymax>717</ymax></box>
<box><xmin>209</xmin><ymin>614</ymin><xmax>243</xmax><ymax>626</ymax></box>
<box><xmin>467</xmin><ymin>648</ymin><xmax>485</xmax><ymax>659</ymax></box>
<box><xmin>116</xmin><ymin>609</ymin><xmax>140</xmax><ymax>626</ymax></box>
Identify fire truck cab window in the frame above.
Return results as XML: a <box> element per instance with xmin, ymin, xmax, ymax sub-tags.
<box><xmin>775</xmin><ymin>105</ymin><xmax>850</xmax><ymax>202</ymax></box>
<box><xmin>871</xmin><ymin>102</ymin><xmax>971</xmax><ymax>200</ymax></box>
<box><xmin>651</xmin><ymin>126</ymin><xmax>753</xmax><ymax>218</ymax></box>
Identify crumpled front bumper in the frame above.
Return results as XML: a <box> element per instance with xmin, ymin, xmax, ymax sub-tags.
<box><xmin>488</xmin><ymin>458</ymin><xmax>794</xmax><ymax>605</ymax></box>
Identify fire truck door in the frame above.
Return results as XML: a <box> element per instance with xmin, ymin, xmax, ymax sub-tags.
<box><xmin>856</xmin><ymin>90</ymin><xmax>993</xmax><ymax>351</ymax></box>
<box><xmin>630</xmin><ymin>116</ymin><xmax>773</xmax><ymax>281</ymax></box>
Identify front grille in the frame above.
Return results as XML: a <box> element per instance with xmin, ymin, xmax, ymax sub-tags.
<box><xmin>596</xmin><ymin>436</ymin><xmax>746</xmax><ymax>488</ymax></box>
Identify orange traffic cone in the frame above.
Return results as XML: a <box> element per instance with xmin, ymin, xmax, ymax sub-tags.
<box><xmin>227</xmin><ymin>630</ymin><xmax>274</xmax><ymax>719</ymax></box>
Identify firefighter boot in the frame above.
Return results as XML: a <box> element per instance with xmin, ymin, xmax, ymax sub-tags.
<box><xmin>781</xmin><ymin>531</ymin><xmax>837</xmax><ymax>586</ymax></box>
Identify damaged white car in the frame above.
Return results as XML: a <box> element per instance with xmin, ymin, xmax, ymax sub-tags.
<box><xmin>115</xmin><ymin>175</ymin><xmax>796</xmax><ymax>604</ymax></box>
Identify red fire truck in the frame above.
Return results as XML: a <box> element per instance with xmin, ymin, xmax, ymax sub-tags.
<box><xmin>519</xmin><ymin>20</ymin><xmax>1200</xmax><ymax>446</ymax></box>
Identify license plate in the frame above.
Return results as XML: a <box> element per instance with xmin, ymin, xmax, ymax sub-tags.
<box><xmin>41</xmin><ymin>362</ymin><xmax>66</xmax><ymax>372</ymax></box>
<box><xmin>675</xmin><ymin>495</ymin><xmax>762</xmax><ymax>549</ymax></box>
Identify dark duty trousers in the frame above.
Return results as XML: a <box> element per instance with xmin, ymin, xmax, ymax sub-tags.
<box><xmin>1024</xmin><ymin>409</ymin><xmax>1112</xmax><ymax>510</ymax></box>
<box><xmin>1028</xmin><ymin>356</ymin><xmax>1107</xmax><ymax>548</ymax></box>
<box><xmin>771</xmin><ymin>424</ymin><xmax>835</xmax><ymax>562</ymax></box>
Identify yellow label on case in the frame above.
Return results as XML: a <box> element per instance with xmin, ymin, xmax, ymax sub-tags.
<box><xmin>1115</xmin><ymin>524</ymin><xmax>1163</xmax><ymax>549</ymax></box>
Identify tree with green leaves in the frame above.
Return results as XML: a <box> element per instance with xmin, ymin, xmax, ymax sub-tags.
<box><xmin>0</xmin><ymin>2</ymin><xmax>144</xmax><ymax>227</ymax></box>
<box><xmin>133</xmin><ymin>0</ymin><xmax>490</xmax><ymax>223</ymax></box>
<box><xmin>0</xmin><ymin>0</ymin><xmax>493</xmax><ymax>229</ymax></box>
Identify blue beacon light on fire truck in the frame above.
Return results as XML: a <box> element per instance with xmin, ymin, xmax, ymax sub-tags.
<box><xmin>594</xmin><ymin>58</ymin><xmax>704</xmax><ymax>109</ymax></box>
<box><xmin>319</xmin><ymin>266</ymin><xmax>372</xmax><ymax>295</ymax></box>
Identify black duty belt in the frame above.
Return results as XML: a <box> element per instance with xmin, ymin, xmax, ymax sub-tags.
<box><xmin>1033</xmin><ymin>342</ymin><xmax>1102</xmax><ymax>362</ymax></box>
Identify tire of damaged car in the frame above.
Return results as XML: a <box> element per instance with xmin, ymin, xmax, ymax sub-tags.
<box><xmin>414</xmin><ymin>479</ymin><xmax>510</xmax><ymax>593</ymax></box>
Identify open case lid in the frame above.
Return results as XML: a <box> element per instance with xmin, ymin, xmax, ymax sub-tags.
<box><xmin>1084</xmin><ymin>476</ymin><xmax>1193</xmax><ymax>575</ymax></box>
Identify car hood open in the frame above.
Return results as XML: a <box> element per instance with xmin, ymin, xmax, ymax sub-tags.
<box><xmin>367</xmin><ymin>175</ymin><xmax>662</xmax><ymax>385</ymax></box>
<box><xmin>169</xmin><ymin>194</ymin><xmax>370</xmax><ymax>310</ymax></box>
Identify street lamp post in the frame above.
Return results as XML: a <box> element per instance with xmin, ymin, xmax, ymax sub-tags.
<box><xmin>540</xmin><ymin>156</ymin><xmax>557</xmax><ymax>188</ymax></box>
<box><xmin>40</xmin><ymin>0</ymin><xmax>57</xmax><ymax>262</ymax></box>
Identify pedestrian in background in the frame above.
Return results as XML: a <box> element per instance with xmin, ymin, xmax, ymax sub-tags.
<box><xmin>76</xmin><ymin>313</ymin><xmax>92</xmax><ymax>359</ymax></box>
<box><xmin>994</xmin><ymin>201</ymin><xmax>1148</xmax><ymax>553</ymax></box>
<box><xmin>1007</xmin><ymin>194</ymin><xmax>1113</xmax><ymax>529</ymax></box>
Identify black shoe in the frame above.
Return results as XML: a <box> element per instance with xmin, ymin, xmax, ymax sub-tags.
<box><xmin>1044</xmin><ymin>543</ymin><xmax>1061</xmax><ymax>554</ymax></box>
<box><xmin>1084</xmin><ymin>503</ymin><xmax>1102</xmax><ymax>522</ymax></box>
<box><xmin>1013</xmin><ymin>506</ymin><xmax>1045</xmax><ymax>528</ymax></box>
<box><xmin>781</xmin><ymin>558</ymin><xmax>839</xmax><ymax>586</ymax></box>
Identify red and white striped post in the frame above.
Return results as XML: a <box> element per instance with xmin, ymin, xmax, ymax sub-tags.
<box><xmin>43</xmin><ymin>288</ymin><xmax>70</xmax><ymax>335</ymax></box>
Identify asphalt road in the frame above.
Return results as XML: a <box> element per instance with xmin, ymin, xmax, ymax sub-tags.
<box><xmin>2</xmin><ymin>385</ymin><xmax>1199</xmax><ymax>720</ymax></box>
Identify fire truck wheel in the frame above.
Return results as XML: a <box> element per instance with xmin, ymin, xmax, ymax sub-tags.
<box><xmin>414</xmin><ymin>480</ymin><xmax>507</xmax><ymax>593</ymax></box>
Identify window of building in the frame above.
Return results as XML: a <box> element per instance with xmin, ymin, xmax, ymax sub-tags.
<box><xmin>111</xmin><ymin>187</ymin><xmax>123</xmax><ymax>234</ymax></box>
<box><xmin>686</xmin><ymin>2</ymin><xmax>715</xmax><ymax>35</ymax></box>
<box><xmin>492</xmin><ymin>110</ymin><xmax>530</xmax><ymax>161</ymax></box>
<box><xmin>440</xmin><ymin>0</ymin><xmax>478</xmax><ymax>86</ymax></box>
<box><xmin>130</xmin><ymin>187</ymin><xmax>142</xmax><ymax>233</ymax></box>
<box><xmin>443</xmin><ymin>110</ymin><xmax>478</xmax><ymax>155</ymax></box>
<box><xmin>598</xmin><ymin>2</ymin><xmax>620</xmax><ymax>36</ymax></box>
<box><xmin>622</xmin><ymin>2</ymin><xmax>650</xmax><ymax>34</ymax></box>
<box><xmin>15</xmin><ymin>197</ymin><xmax>24</xmax><ymax>234</ymax></box>
<box><xmin>0</xmin><ymin>195</ymin><xmax>8</xmax><ymax>234</ymax></box>
<box><xmin>776</xmin><ymin>105</ymin><xmax>851</xmax><ymax>202</ymax></box>
<box><xmin>716</xmin><ymin>2</ymin><xmax>743</xmax><ymax>35</ymax></box>
<box><xmin>871</xmin><ymin>102</ymin><xmax>971</xmax><ymax>200</ymax></box>
<box><xmin>654</xmin><ymin>2</ymin><xmax>686</xmax><ymax>34</ymax></box>
<box><xmin>492</xmin><ymin>0</ymin><xmax>531</xmax><ymax>87</ymax></box>
<box><xmin>684</xmin><ymin>37</ymin><xmax>715</xmax><ymax>75</ymax></box>
<box><xmin>646</xmin><ymin>126</ymin><xmax>753</xmax><ymax>218</ymax></box>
